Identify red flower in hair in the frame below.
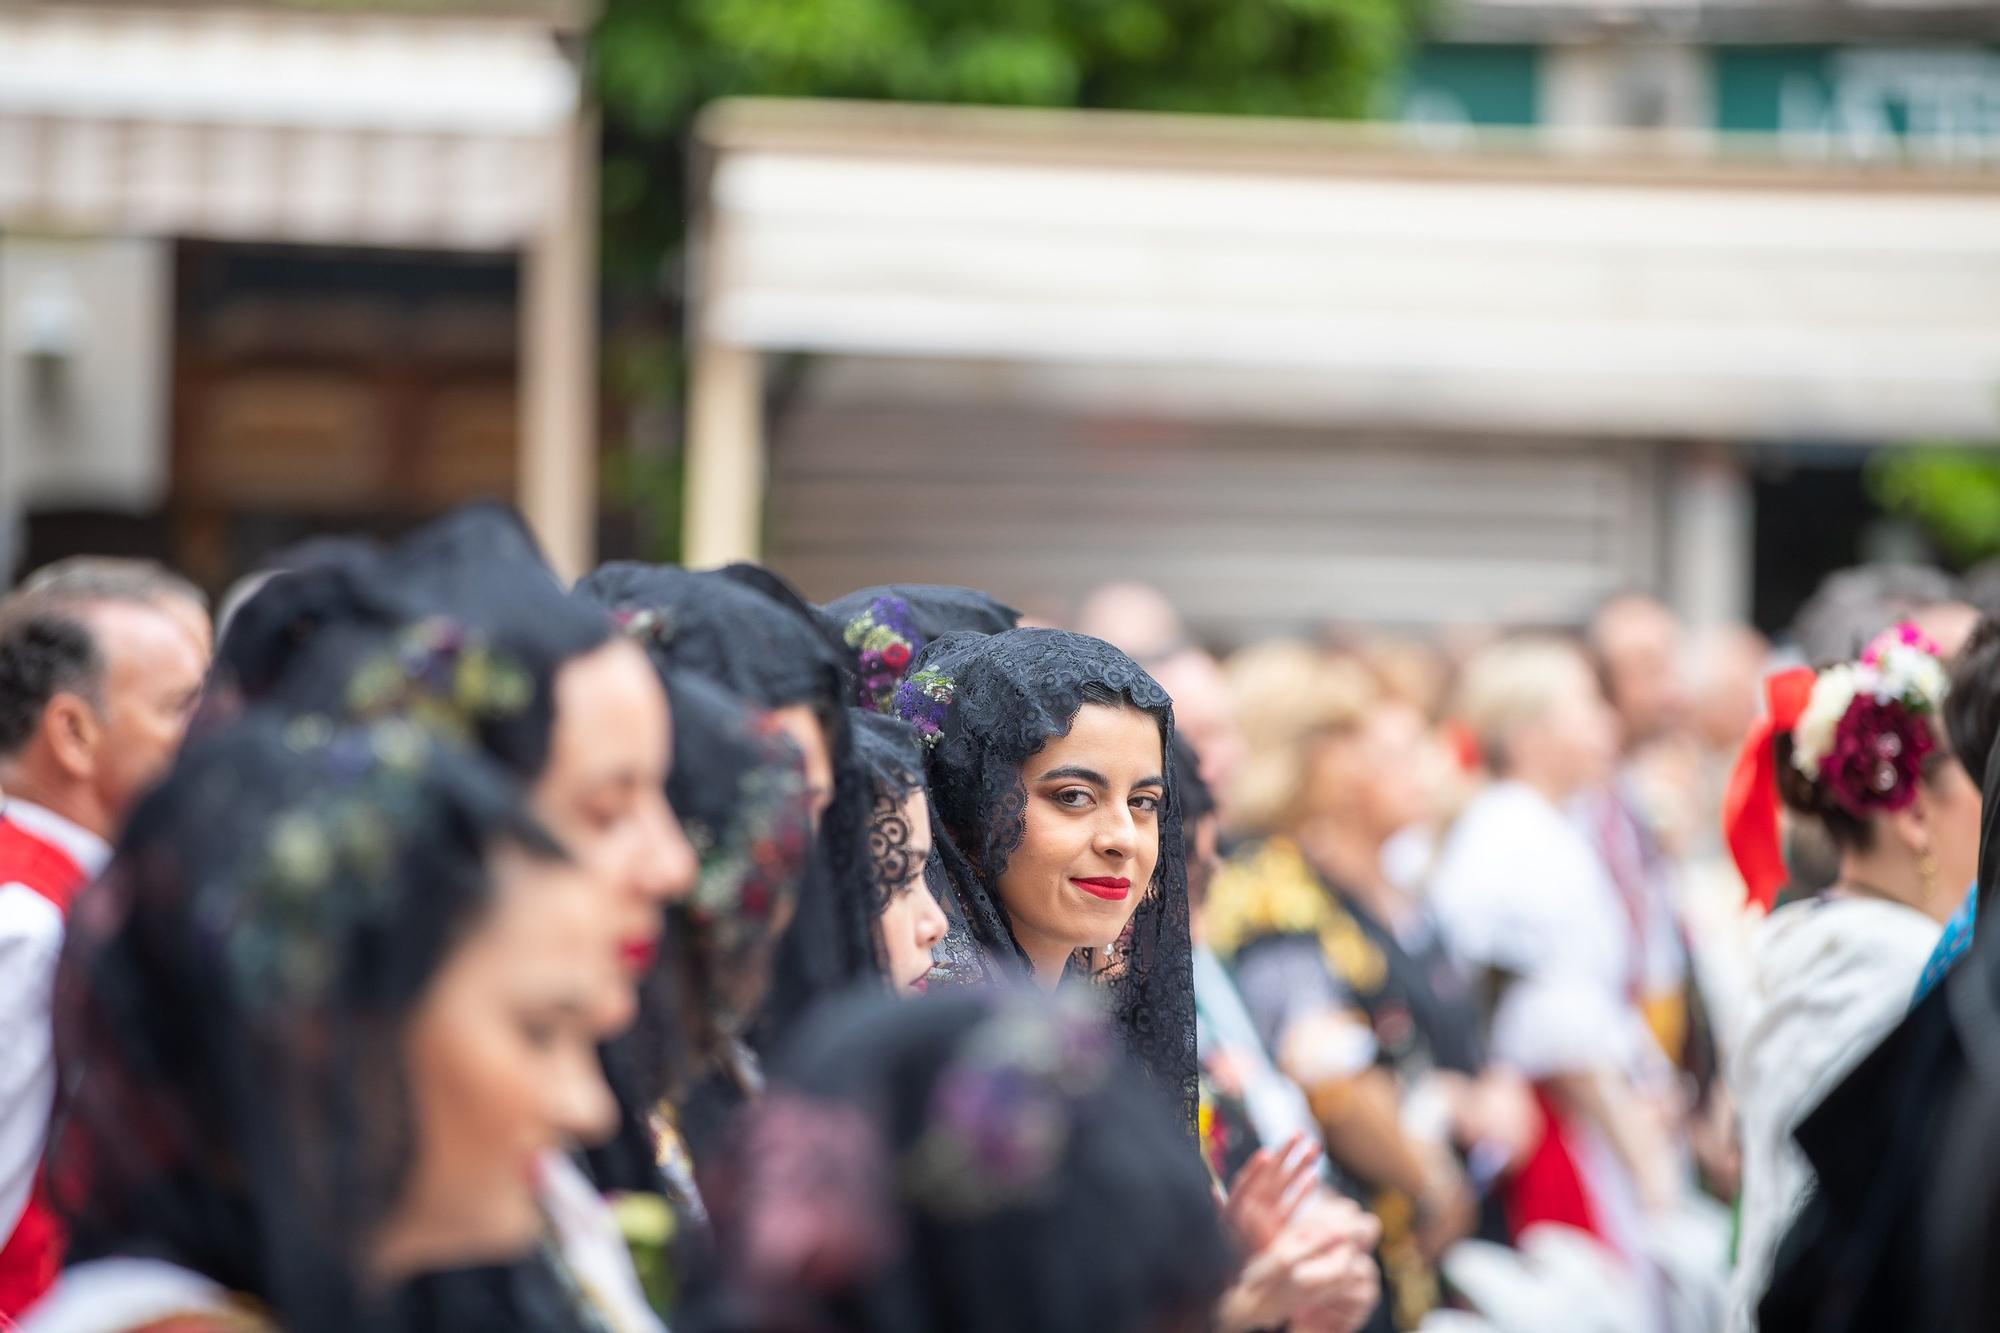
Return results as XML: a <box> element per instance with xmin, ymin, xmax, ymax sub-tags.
<box><xmin>882</xmin><ymin>642</ymin><xmax>912</xmax><ymax>671</ymax></box>
<box><xmin>1822</xmin><ymin>695</ymin><xmax>1935</xmax><ymax>819</ymax></box>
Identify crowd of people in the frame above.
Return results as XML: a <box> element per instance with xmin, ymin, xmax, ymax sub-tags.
<box><xmin>0</xmin><ymin>506</ymin><xmax>1994</xmax><ymax>1333</ymax></box>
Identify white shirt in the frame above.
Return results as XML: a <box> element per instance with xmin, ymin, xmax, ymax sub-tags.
<box><xmin>1726</xmin><ymin>895</ymin><xmax>1940</xmax><ymax>1333</ymax></box>
<box><xmin>1429</xmin><ymin>782</ymin><xmax>1659</xmax><ymax>1080</ymax></box>
<box><xmin>19</xmin><ymin>1257</ymin><xmax>234</xmax><ymax>1332</ymax></box>
<box><xmin>0</xmin><ymin>800</ymin><xmax>110</xmax><ymax>1249</ymax></box>
<box><xmin>540</xmin><ymin>1152</ymin><xmax>669</xmax><ymax>1333</ymax></box>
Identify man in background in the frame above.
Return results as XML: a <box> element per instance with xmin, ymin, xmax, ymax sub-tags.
<box><xmin>0</xmin><ymin>566</ymin><xmax>208</xmax><ymax>1315</ymax></box>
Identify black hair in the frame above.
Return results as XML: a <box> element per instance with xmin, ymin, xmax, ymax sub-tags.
<box><xmin>1947</xmin><ymin>615</ymin><xmax>2000</xmax><ymax>790</ymax></box>
<box><xmin>219</xmin><ymin>507</ymin><xmax>615</xmax><ymax>783</ymax></box>
<box><xmin>49</xmin><ymin>713</ymin><xmax>560</xmax><ymax>1333</ymax></box>
<box><xmin>1170</xmin><ymin>735</ymin><xmax>1216</xmax><ymax>828</ymax></box>
<box><xmin>851</xmin><ymin>710</ymin><xmax>929</xmax><ymax>915</ymax></box>
<box><xmin>576</xmin><ymin>561</ymin><xmax>886</xmax><ymax>1040</ymax></box>
<box><xmin>908</xmin><ymin>628</ymin><xmax>1196</xmax><ymax>1132</ymax></box>
<box><xmin>0</xmin><ymin>599</ymin><xmax>101</xmax><ymax>757</ymax></box>
<box><xmin>693</xmin><ymin>990</ymin><xmax>1233</xmax><ymax>1333</ymax></box>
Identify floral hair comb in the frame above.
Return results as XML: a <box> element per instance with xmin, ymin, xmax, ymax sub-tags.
<box><xmin>903</xmin><ymin>995</ymin><xmax>1114</xmax><ymax>1217</ymax></box>
<box><xmin>685</xmin><ymin>720</ymin><xmax>813</xmax><ymax>942</ymax></box>
<box><xmin>343</xmin><ymin>617</ymin><xmax>533</xmax><ymax>739</ymax></box>
<box><xmin>892</xmin><ymin>667</ymin><xmax>954</xmax><ymax>751</ymax></box>
<box><xmin>843</xmin><ymin>596</ymin><xmax>921</xmax><ymax>713</ymax></box>
<box><xmin>1789</xmin><ymin>621</ymin><xmax>1950</xmax><ymax>819</ymax></box>
<box><xmin>220</xmin><ymin>715</ymin><xmax>440</xmax><ymax>1005</ymax></box>
<box><xmin>731</xmin><ymin>1094</ymin><xmax>899</xmax><ymax>1292</ymax></box>
<box><xmin>612</xmin><ymin>605</ymin><xmax>676</xmax><ymax>653</ymax></box>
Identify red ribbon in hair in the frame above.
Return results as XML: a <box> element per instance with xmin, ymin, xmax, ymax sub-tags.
<box><xmin>1722</xmin><ymin>666</ymin><xmax>1818</xmax><ymax>912</ymax></box>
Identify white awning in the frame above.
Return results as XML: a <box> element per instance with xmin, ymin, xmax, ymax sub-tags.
<box><xmin>0</xmin><ymin>5</ymin><xmax>580</xmax><ymax>250</ymax></box>
<box><xmin>695</xmin><ymin>100</ymin><xmax>2000</xmax><ymax>443</ymax></box>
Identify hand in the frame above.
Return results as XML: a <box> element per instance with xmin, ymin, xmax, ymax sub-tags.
<box><xmin>1215</xmin><ymin>1196</ymin><xmax>1377</xmax><ymax>1333</ymax></box>
<box><xmin>1413</xmin><ymin>1155</ymin><xmax>1477</xmax><ymax>1265</ymax></box>
<box><xmin>1688</xmin><ymin>1082</ymin><xmax>1741</xmax><ymax>1200</ymax></box>
<box><xmin>1223</xmin><ymin>1134</ymin><xmax>1323</xmax><ymax>1255</ymax></box>
<box><xmin>1287</xmin><ymin>1192</ymin><xmax>1383</xmax><ymax>1333</ymax></box>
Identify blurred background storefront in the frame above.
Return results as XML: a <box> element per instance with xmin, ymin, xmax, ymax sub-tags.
<box><xmin>0</xmin><ymin>0</ymin><xmax>597</xmax><ymax>582</ymax></box>
<box><xmin>680</xmin><ymin>0</ymin><xmax>2000</xmax><ymax>643</ymax></box>
<box><xmin>3</xmin><ymin>0</ymin><xmax>1998</xmax><ymax>638</ymax></box>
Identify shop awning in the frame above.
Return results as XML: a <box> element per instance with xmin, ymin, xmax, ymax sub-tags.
<box><xmin>694</xmin><ymin>99</ymin><xmax>2000</xmax><ymax>444</ymax></box>
<box><xmin>0</xmin><ymin>4</ymin><xmax>580</xmax><ymax>249</ymax></box>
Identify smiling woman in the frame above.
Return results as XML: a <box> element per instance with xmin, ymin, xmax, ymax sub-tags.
<box><xmin>897</xmin><ymin>628</ymin><xmax>1196</xmax><ymax>1132</ymax></box>
<box><xmin>1003</xmin><ymin>701</ymin><xmax>1166</xmax><ymax>983</ymax></box>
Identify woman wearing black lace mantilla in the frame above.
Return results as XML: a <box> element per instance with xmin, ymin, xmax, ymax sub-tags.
<box><xmin>893</xmin><ymin>627</ymin><xmax>1198</xmax><ymax>1132</ymax></box>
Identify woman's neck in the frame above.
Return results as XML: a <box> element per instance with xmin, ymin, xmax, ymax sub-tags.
<box><xmin>1010</xmin><ymin>922</ymin><xmax>1078</xmax><ymax>992</ymax></box>
<box><xmin>1837</xmin><ymin>849</ymin><xmax>1958</xmax><ymax>925</ymax></box>
<box><xmin>1508</xmin><ymin>766</ymin><xmax>1578</xmax><ymax>811</ymax></box>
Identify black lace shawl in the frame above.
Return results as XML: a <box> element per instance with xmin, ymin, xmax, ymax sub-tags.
<box><xmin>686</xmin><ymin>990</ymin><xmax>1233</xmax><ymax>1333</ymax></box>
<box><xmin>850</xmin><ymin>710</ymin><xmax>929</xmax><ymax>914</ymax></box>
<box><xmin>896</xmin><ymin>627</ymin><xmax>1198</xmax><ymax>1133</ymax></box>
<box><xmin>822</xmin><ymin>584</ymin><xmax>1021</xmax><ymax>714</ymax></box>
<box><xmin>575</xmin><ymin>562</ymin><xmax>888</xmax><ymax>1041</ymax></box>
<box><xmin>49</xmin><ymin>714</ymin><xmax>564</xmax><ymax>1333</ymax></box>
<box><xmin>625</xmin><ymin>667</ymin><xmax>813</xmax><ymax>1159</ymax></box>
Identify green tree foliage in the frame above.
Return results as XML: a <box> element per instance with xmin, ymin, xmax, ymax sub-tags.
<box><xmin>598</xmin><ymin>0</ymin><xmax>1424</xmax><ymax>275</ymax></box>
<box><xmin>592</xmin><ymin>0</ymin><xmax>1429</xmax><ymax>553</ymax></box>
<box><xmin>1868</xmin><ymin>445</ymin><xmax>2000</xmax><ymax>566</ymax></box>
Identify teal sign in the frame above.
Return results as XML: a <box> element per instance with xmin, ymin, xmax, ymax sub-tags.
<box><xmin>1715</xmin><ymin>45</ymin><xmax>2000</xmax><ymax>161</ymax></box>
<box><xmin>1398</xmin><ymin>44</ymin><xmax>1540</xmax><ymax>129</ymax></box>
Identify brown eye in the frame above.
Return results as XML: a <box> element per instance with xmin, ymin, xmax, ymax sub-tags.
<box><xmin>1131</xmin><ymin>793</ymin><xmax>1161</xmax><ymax>814</ymax></box>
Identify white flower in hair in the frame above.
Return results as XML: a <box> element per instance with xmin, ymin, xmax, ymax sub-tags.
<box><xmin>1790</xmin><ymin>624</ymin><xmax>1949</xmax><ymax>783</ymax></box>
<box><xmin>1791</xmin><ymin>663</ymin><xmax>1859</xmax><ymax>779</ymax></box>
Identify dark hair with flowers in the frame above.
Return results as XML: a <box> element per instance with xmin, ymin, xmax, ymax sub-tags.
<box><xmin>696</xmin><ymin>990</ymin><xmax>1232</xmax><ymax>1333</ymax></box>
<box><xmin>342</xmin><ymin>617</ymin><xmax>535</xmax><ymax>740</ymax></box>
<box><xmin>611</xmin><ymin>605</ymin><xmax>677</xmax><ymax>655</ymax></box>
<box><xmin>1776</xmin><ymin>622</ymin><xmax>1954</xmax><ymax>847</ymax></box>
<box><xmin>843</xmin><ymin>596</ymin><xmax>922</xmax><ymax>713</ymax></box>
<box><xmin>892</xmin><ymin>667</ymin><xmax>954</xmax><ymax>751</ymax></box>
<box><xmin>903</xmin><ymin>991</ymin><xmax>1114</xmax><ymax>1216</ymax></box>
<box><xmin>50</xmin><ymin>711</ymin><xmax>559</xmax><ymax>1333</ymax></box>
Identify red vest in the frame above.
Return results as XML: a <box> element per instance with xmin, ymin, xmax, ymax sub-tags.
<box><xmin>0</xmin><ymin>815</ymin><xmax>87</xmax><ymax>1321</ymax></box>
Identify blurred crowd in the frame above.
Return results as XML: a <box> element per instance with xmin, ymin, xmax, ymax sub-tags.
<box><xmin>0</xmin><ymin>509</ymin><xmax>1992</xmax><ymax>1333</ymax></box>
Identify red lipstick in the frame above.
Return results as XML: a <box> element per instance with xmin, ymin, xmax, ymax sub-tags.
<box><xmin>618</xmin><ymin>936</ymin><xmax>659</xmax><ymax>973</ymax></box>
<box><xmin>1071</xmin><ymin>876</ymin><xmax>1131</xmax><ymax>901</ymax></box>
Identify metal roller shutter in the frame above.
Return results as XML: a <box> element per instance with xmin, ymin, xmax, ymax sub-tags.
<box><xmin>765</xmin><ymin>396</ymin><xmax>1663</xmax><ymax>642</ymax></box>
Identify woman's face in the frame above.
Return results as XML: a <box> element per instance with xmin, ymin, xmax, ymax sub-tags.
<box><xmin>379</xmin><ymin>848</ymin><xmax>623</xmax><ymax>1279</ymax></box>
<box><xmin>1517</xmin><ymin>655</ymin><xmax>1619</xmax><ymax>796</ymax></box>
<box><xmin>995</xmin><ymin>702</ymin><xmax>1165</xmax><ymax>977</ymax></box>
<box><xmin>766</xmin><ymin>704</ymin><xmax>833</xmax><ymax>830</ymax></box>
<box><xmin>536</xmin><ymin>640</ymin><xmax>697</xmax><ymax>987</ymax></box>
<box><xmin>874</xmin><ymin>790</ymin><xmax>947</xmax><ymax>994</ymax></box>
<box><xmin>1355</xmin><ymin>704</ymin><xmax>1435</xmax><ymax>840</ymax></box>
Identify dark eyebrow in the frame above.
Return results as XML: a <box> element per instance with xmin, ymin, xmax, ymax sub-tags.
<box><xmin>1038</xmin><ymin>764</ymin><xmax>1107</xmax><ymax>787</ymax></box>
<box><xmin>1134</xmin><ymin>775</ymin><xmax>1166</xmax><ymax>790</ymax></box>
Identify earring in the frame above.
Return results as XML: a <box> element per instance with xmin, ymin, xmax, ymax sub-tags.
<box><xmin>1919</xmin><ymin>843</ymin><xmax>1940</xmax><ymax>903</ymax></box>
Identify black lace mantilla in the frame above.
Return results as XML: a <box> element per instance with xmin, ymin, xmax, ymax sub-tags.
<box><xmin>850</xmin><ymin>710</ymin><xmax>930</xmax><ymax>912</ymax></box>
<box><xmin>897</xmin><ymin>627</ymin><xmax>1198</xmax><ymax>1134</ymax></box>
